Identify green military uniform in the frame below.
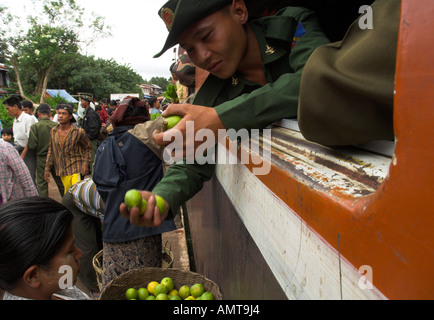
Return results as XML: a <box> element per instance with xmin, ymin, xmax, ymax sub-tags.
<box><xmin>152</xmin><ymin>4</ymin><xmax>330</xmax><ymax>216</ymax></box>
<box><xmin>27</xmin><ymin>117</ymin><xmax>64</xmax><ymax>197</ymax></box>
<box><xmin>298</xmin><ymin>0</ymin><xmax>400</xmax><ymax>146</ymax></box>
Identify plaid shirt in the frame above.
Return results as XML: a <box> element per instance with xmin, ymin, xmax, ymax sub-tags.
<box><xmin>0</xmin><ymin>140</ymin><xmax>38</xmax><ymax>204</ymax></box>
<box><xmin>45</xmin><ymin>125</ymin><xmax>92</xmax><ymax>177</ymax></box>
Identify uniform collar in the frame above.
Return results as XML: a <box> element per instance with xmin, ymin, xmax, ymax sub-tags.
<box><xmin>249</xmin><ymin>21</ymin><xmax>287</xmax><ymax>66</ymax></box>
<box><xmin>226</xmin><ymin>17</ymin><xmax>295</xmax><ymax>97</ymax></box>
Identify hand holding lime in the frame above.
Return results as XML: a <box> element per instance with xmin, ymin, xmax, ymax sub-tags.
<box><xmin>163</xmin><ymin>115</ymin><xmax>182</xmax><ymax>130</ymax></box>
<box><xmin>155</xmin><ymin>195</ymin><xmax>166</xmax><ymax>215</ymax></box>
<box><xmin>124</xmin><ymin>189</ymin><xmax>142</xmax><ymax>210</ymax></box>
<box><xmin>124</xmin><ymin>190</ymin><xmax>166</xmax><ymax>217</ymax></box>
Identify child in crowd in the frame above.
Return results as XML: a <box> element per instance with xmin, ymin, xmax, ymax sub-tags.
<box><xmin>1</xmin><ymin>128</ymin><xmax>14</xmax><ymax>146</ymax></box>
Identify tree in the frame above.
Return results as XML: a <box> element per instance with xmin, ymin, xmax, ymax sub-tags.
<box><xmin>144</xmin><ymin>76</ymin><xmax>172</xmax><ymax>91</ymax></box>
<box><xmin>48</xmin><ymin>54</ymin><xmax>145</xmax><ymax>101</ymax></box>
<box><xmin>15</xmin><ymin>23</ymin><xmax>79</xmax><ymax>101</ymax></box>
<box><xmin>0</xmin><ymin>0</ymin><xmax>110</xmax><ymax>103</ymax></box>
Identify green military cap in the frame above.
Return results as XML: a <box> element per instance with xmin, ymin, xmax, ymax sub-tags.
<box><xmin>154</xmin><ymin>0</ymin><xmax>233</xmax><ymax>58</ymax></box>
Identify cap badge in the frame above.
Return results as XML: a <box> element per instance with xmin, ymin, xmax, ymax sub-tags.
<box><xmin>160</xmin><ymin>7</ymin><xmax>175</xmax><ymax>31</ymax></box>
<box><xmin>231</xmin><ymin>77</ymin><xmax>239</xmax><ymax>87</ymax></box>
<box><xmin>265</xmin><ymin>44</ymin><xmax>275</xmax><ymax>55</ymax></box>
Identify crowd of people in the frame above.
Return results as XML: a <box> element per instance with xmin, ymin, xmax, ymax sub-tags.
<box><xmin>0</xmin><ymin>94</ymin><xmax>173</xmax><ymax>299</ymax></box>
<box><xmin>0</xmin><ymin>0</ymin><xmax>399</xmax><ymax>300</ymax></box>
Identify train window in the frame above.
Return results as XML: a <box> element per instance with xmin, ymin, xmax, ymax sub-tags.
<box><xmin>246</xmin><ymin>0</ymin><xmax>376</xmax><ymax>42</ymax></box>
<box><xmin>255</xmin><ymin>0</ymin><xmax>396</xmax><ymax>198</ymax></box>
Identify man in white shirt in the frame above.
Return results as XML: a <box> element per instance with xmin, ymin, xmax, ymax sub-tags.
<box><xmin>22</xmin><ymin>100</ymin><xmax>39</xmax><ymax>123</ymax></box>
<box><xmin>3</xmin><ymin>96</ymin><xmax>38</xmax><ymax>183</ymax></box>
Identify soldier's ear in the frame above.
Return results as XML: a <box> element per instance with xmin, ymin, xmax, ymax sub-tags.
<box><xmin>231</xmin><ymin>0</ymin><xmax>249</xmax><ymax>24</ymax></box>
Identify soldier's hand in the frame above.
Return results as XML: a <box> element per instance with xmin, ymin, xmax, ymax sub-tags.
<box><xmin>152</xmin><ymin>103</ymin><xmax>225</xmax><ymax>159</ymax></box>
<box><xmin>120</xmin><ymin>191</ymin><xmax>169</xmax><ymax>228</ymax></box>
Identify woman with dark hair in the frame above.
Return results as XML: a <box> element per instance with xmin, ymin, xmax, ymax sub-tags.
<box><xmin>0</xmin><ymin>197</ymin><xmax>89</xmax><ymax>300</ymax></box>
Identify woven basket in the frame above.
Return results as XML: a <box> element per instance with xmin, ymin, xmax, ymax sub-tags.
<box><xmin>92</xmin><ymin>241</ymin><xmax>175</xmax><ymax>291</ymax></box>
<box><xmin>161</xmin><ymin>241</ymin><xmax>174</xmax><ymax>268</ymax></box>
<box><xmin>92</xmin><ymin>249</ymin><xmax>104</xmax><ymax>291</ymax></box>
<box><xmin>99</xmin><ymin>267</ymin><xmax>223</xmax><ymax>300</ymax></box>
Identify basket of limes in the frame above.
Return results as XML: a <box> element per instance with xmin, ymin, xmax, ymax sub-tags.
<box><xmin>99</xmin><ymin>267</ymin><xmax>223</xmax><ymax>300</ymax></box>
<box><xmin>92</xmin><ymin>242</ymin><xmax>174</xmax><ymax>291</ymax></box>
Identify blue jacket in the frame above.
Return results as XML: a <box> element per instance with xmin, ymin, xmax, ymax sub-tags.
<box><xmin>93</xmin><ymin>125</ymin><xmax>176</xmax><ymax>242</ymax></box>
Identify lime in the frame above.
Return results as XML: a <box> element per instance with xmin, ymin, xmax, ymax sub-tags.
<box><xmin>155</xmin><ymin>293</ymin><xmax>169</xmax><ymax>300</ymax></box>
<box><xmin>178</xmin><ymin>285</ymin><xmax>190</xmax><ymax>299</ymax></box>
<box><xmin>200</xmin><ymin>292</ymin><xmax>214</xmax><ymax>300</ymax></box>
<box><xmin>137</xmin><ymin>287</ymin><xmax>149</xmax><ymax>300</ymax></box>
<box><xmin>125</xmin><ymin>288</ymin><xmax>138</xmax><ymax>300</ymax></box>
<box><xmin>184</xmin><ymin>296</ymin><xmax>196</xmax><ymax>300</ymax></box>
<box><xmin>168</xmin><ymin>289</ymin><xmax>179</xmax><ymax>297</ymax></box>
<box><xmin>170</xmin><ymin>295</ymin><xmax>182</xmax><ymax>300</ymax></box>
<box><xmin>160</xmin><ymin>277</ymin><xmax>174</xmax><ymax>292</ymax></box>
<box><xmin>164</xmin><ymin>115</ymin><xmax>182</xmax><ymax>130</ymax></box>
<box><xmin>140</xmin><ymin>198</ymin><xmax>148</xmax><ymax>215</ymax></box>
<box><xmin>145</xmin><ymin>295</ymin><xmax>156</xmax><ymax>300</ymax></box>
<box><xmin>154</xmin><ymin>283</ymin><xmax>168</xmax><ymax>296</ymax></box>
<box><xmin>124</xmin><ymin>189</ymin><xmax>142</xmax><ymax>210</ymax></box>
<box><xmin>155</xmin><ymin>195</ymin><xmax>166</xmax><ymax>215</ymax></box>
<box><xmin>190</xmin><ymin>283</ymin><xmax>204</xmax><ymax>298</ymax></box>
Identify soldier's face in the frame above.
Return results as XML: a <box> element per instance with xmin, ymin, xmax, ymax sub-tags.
<box><xmin>179</xmin><ymin>2</ymin><xmax>249</xmax><ymax>80</ymax></box>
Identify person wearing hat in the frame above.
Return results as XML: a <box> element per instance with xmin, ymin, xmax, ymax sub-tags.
<box><xmin>27</xmin><ymin>104</ymin><xmax>64</xmax><ymax>197</ymax></box>
<box><xmin>120</xmin><ymin>0</ymin><xmax>330</xmax><ymax>227</ymax></box>
<box><xmin>45</xmin><ymin>104</ymin><xmax>92</xmax><ymax>195</ymax></box>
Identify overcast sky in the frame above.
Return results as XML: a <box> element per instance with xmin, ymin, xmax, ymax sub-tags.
<box><xmin>1</xmin><ymin>0</ymin><xmax>175</xmax><ymax>81</ymax></box>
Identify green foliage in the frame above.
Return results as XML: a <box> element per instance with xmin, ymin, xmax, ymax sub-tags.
<box><xmin>48</xmin><ymin>55</ymin><xmax>145</xmax><ymax>100</ymax></box>
<box><xmin>1</xmin><ymin>0</ymin><xmax>110</xmax><ymax>99</ymax></box>
<box><xmin>164</xmin><ymin>84</ymin><xmax>179</xmax><ymax>103</ymax></box>
<box><xmin>1</xmin><ymin>1</ymin><xmax>166</xmax><ymax>103</ymax></box>
<box><xmin>44</xmin><ymin>95</ymin><xmax>70</xmax><ymax>117</ymax></box>
<box><xmin>0</xmin><ymin>97</ymin><xmax>14</xmax><ymax>129</ymax></box>
<box><xmin>17</xmin><ymin>24</ymin><xmax>79</xmax><ymax>72</ymax></box>
<box><xmin>144</xmin><ymin>77</ymin><xmax>172</xmax><ymax>91</ymax></box>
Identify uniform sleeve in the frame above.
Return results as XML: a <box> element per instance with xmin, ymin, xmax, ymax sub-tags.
<box><xmin>45</xmin><ymin>131</ymin><xmax>54</xmax><ymax>172</ymax></box>
<box><xmin>27</xmin><ymin>124</ymin><xmax>38</xmax><ymax>150</ymax></box>
<box><xmin>25</xmin><ymin>117</ymin><xmax>38</xmax><ymax>138</ymax></box>
<box><xmin>152</xmin><ymin>162</ymin><xmax>215</xmax><ymax>218</ymax></box>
